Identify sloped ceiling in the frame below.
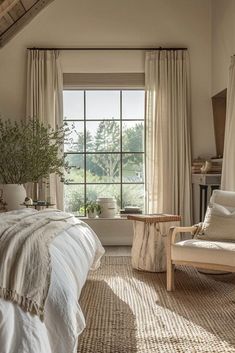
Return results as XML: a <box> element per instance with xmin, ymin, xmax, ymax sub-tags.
<box><xmin>0</xmin><ymin>0</ymin><xmax>55</xmax><ymax>47</ymax></box>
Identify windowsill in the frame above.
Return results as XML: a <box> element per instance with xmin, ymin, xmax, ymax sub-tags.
<box><xmin>79</xmin><ymin>216</ymin><xmax>129</xmax><ymax>220</ymax></box>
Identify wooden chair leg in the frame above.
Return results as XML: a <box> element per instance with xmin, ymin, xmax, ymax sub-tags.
<box><xmin>167</xmin><ymin>262</ymin><xmax>175</xmax><ymax>291</ymax></box>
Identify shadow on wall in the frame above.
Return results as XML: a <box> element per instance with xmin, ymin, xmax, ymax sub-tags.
<box><xmin>78</xmin><ymin>279</ymin><xmax>137</xmax><ymax>353</ymax></box>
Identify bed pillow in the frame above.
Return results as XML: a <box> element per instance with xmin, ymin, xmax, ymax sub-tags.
<box><xmin>197</xmin><ymin>202</ymin><xmax>235</xmax><ymax>241</ymax></box>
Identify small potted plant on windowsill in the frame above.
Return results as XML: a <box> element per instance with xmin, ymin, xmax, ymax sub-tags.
<box><xmin>85</xmin><ymin>201</ymin><xmax>101</xmax><ymax>218</ymax></box>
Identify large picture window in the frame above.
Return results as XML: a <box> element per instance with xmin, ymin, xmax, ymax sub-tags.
<box><xmin>63</xmin><ymin>89</ymin><xmax>145</xmax><ymax>216</ymax></box>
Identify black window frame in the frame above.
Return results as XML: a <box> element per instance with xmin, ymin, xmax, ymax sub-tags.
<box><xmin>63</xmin><ymin>88</ymin><xmax>145</xmax><ymax>216</ymax></box>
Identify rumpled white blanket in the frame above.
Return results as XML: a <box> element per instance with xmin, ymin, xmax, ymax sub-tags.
<box><xmin>0</xmin><ymin>209</ymin><xmax>79</xmax><ymax>319</ymax></box>
<box><xmin>0</xmin><ymin>208</ymin><xmax>105</xmax><ymax>353</ymax></box>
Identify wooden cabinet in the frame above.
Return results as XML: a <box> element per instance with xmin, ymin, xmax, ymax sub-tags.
<box><xmin>192</xmin><ymin>173</ymin><xmax>221</xmax><ymax>186</ymax></box>
<box><xmin>192</xmin><ymin>173</ymin><xmax>221</xmax><ymax>221</ymax></box>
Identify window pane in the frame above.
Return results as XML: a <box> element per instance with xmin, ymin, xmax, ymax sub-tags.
<box><xmin>64</xmin><ymin>121</ymin><xmax>84</xmax><ymax>152</ymax></box>
<box><xmin>86</xmin><ymin>121</ymin><xmax>120</xmax><ymax>152</ymax></box>
<box><xmin>86</xmin><ymin>184</ymin><xmax>121</xmax><ymax>208</ymax></box>
<box><xmin>63</xmin><ymin>89</ymin><xmax>145</xmax><ymax>214</ymax></box>
<box><xmin>64</xmin><ymin>154</ymin><xmax>84</xmax><ymax>183</ymax></box>
<box><xmin>86</xmin><ymin>90</ymin><xmax>120</xmax><ymax>119</ymax></box>
<box><xmin>122</xmin><ymin>121</ymin><xmax>144</xmax><ymax>152</ymax></box>
<box><xmin>86</xmin><ymin>154</ymin><xmax>120</xmax><ymax>183</ymax></box>
<box><xmin>122</xmin><ymin>90</ymin><xmax>145</xmax><ymax>119</ymax></box>
<box><xmin>63</xmin><ymin>91</ymin><xmax>84</xmax><ymax>119</ymax></box>
<box><xmin>122</xmin><ymin>184</ymin><xmax>144</xmax><ymax>210</ymax></box>
<box><xmin>64</xmin><ymin>184</ymin><xmax>84</xmax><ymax>216</ymax></box>
<box><xmin>122</xmin><ymin>153</ymin><xmax>144</xmax><ymax>182</ymax></box>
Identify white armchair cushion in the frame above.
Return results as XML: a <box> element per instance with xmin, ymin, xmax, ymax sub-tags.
<box><xmin>210</xmin><ymin>189</ymin><xmax>235</xmax><ymax>208</ymax></box>
<box><xmin>172</xmin><ymin>239</ymin><xmax>235</xmax><ymax>267</ymax></box>
<box><xmin>197</xmin><ymin>202</ymin><xmax>235</xmax><ymax>241</ymax></box>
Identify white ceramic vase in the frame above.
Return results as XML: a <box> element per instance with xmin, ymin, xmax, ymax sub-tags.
<box><xmin>97</xmin><ymin>197</ymin><xmax>117</xmax><ymax>218</ymax></box>
<box><xmin>2</xmin><ymin>184</ymin><xmax>26</xmax><ymax>211</ymax></box>
<box><xmin>201</xmin><ymin>160</ymin><xmax>212</xmax><ymax>174</ymax></box>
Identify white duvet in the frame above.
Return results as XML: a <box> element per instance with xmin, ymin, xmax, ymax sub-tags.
<box><xmin>0</xmin><ymin>214</ymin><xmax>104</xmax><ymax>353</ymax></box>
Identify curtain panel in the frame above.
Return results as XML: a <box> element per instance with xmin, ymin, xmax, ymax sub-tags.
<box><xmin>221</xmin><ymin>56</ymin><xmax>235</xmax><ymax>191</ymax></box>
<box><xmin>26</xmin><ymin>49</ymin><xmax>64</xmax><ymax>210</ymax></box>
<box><xmin>145</xmin><ymin>50</ymin><xmax>192</xmax><ymax>226</ymax></box>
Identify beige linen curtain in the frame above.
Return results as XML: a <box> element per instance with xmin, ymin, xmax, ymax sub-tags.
<box><xmin>26</xmin><ymin>49</ymin><xmax>64</xmax><ymax>210</ymax></box>
<box><xmin>221</xmin><ymin>56</ymin><xmax>235</xmax><ymax>191</ymax></box>
<box><xmin>145</xmin><ymin>50</ymin><xmax>192</xmax><ymax>225</ymax></box>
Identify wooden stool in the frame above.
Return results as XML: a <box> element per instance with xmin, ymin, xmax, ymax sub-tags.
<box><xmin>127</xmin><ymin>214</ymin><xmax>181</xmax><ymax>272</ymax></box>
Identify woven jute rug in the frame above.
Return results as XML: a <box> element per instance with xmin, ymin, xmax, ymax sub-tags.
<box><xmin>77</xmin><ymin>256</ymin><xmax>235</xmax><ymax>353</ymax></box>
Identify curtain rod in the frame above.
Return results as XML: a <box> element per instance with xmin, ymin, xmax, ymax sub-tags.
<box><xmin>27</xmin><ymin>47</ymin><xmax>188</xmax><ymax>51</ymax></box>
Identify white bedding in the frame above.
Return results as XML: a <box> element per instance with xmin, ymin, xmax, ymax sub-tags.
<box><xmin>0</xmin><ymin>214</ymin><xmax>104</xmax><ymax>353</ymax></box>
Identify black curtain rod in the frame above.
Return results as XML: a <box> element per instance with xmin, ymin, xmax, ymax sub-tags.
<box><xmin>27</xmin><ymin>47</ymin><xmax>187</xmax><ymax>51</ymax></box>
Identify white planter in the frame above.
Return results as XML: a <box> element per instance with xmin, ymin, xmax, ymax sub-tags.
<box><xmin>97</xmin><ymin>197</ymin><xmax>117</xmax><ymax>218</ymax></box>
<box><xmin>2</xmin><ymin>184</ymin><xmax>26</xmax><ymax>211</ymax></box>
<box><xmin>87</xmin><ymin>210</ymin><xmax>97</xmax><ymax>218</ymax></box>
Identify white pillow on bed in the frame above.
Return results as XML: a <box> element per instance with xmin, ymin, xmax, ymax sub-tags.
<box><xmin>197</xmin><ymin>202</ymin><xmax>235</xmax><ymax>241</ymax></box>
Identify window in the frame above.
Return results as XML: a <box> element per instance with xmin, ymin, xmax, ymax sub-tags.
<box><xmin>63</xmin><ymin>89</ymin><xmax>145</xmax><ymax>216</ymax></box>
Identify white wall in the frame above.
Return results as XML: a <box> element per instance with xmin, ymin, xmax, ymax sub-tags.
<box><xmin>84</xmin><ymin>218</ymin><xmax>133</xmax><ymax>246</ymax></box>
<box><xmin>0</xmin><ymin>0</ymin><xmax>215</xmax><ymax>158</ymax></box>
<box><xmin>0</xmin><ymin>0</ymin><xmax>217</xmax><ymax>233</ymax></box>
<box><xmin>211</xmin><ymin>0</ymin><xmax>235</xmax><ymax>95</ymax></box>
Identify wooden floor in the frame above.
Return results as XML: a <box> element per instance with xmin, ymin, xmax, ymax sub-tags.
<box><xmin>104</xmin><ymin>246</ymin><xmax>131</xmax><ymax>256</ymax></box>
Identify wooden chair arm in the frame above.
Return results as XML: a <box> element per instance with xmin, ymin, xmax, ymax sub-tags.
<box><xmin>168</xmin><ymin>225</ymin><xmax>198</xmax><ymax>244</ymax></box>
<box><xmin>166</xmin><ymin>224</ymin><xmax>202</xmax><ymax>292</ymax></box>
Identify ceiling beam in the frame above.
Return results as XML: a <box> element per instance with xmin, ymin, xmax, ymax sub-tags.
<box><xmin>0</xmin><ymin>0</ymin><xmax>55</xmax><ymax>47</ymax></box>
<box><xmin>0</xmin><ymin>0</ymin><xmax>21</xmax><ymax>20</ymax></box>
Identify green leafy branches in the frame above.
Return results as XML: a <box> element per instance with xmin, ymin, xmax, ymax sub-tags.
<box><xmin>84</xmin><ymin>201</ymin><xmax>101</xmax><ymax>214</ymax></box>
<box><xmin>0</xmin><ymin>118</ymin><xmax>69</xmax><ymax>184</ymax></box>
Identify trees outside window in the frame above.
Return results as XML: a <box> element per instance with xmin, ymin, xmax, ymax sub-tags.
<box><xmin>63</xmin><ymin>89</ymin><xmax>145</xmax><ymax>216</ymax></box>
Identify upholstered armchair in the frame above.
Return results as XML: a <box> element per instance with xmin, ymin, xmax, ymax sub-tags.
<box><xmin>167</xmin><ymin>190</ymin><xmax>235</xmax><ymax>291</ymax></box>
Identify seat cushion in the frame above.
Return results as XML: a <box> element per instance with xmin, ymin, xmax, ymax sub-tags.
<box><xmin>172</xmin><ymin>239</ymin><xmax>235</xmax><ymax>267</ymax></box>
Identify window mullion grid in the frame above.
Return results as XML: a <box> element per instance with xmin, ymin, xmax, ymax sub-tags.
<box><xmin>84</xmin><ymin>90</ymin><xmax>87</xmax><ymax>216</ymax></box>
<box><xmin>65</xmin><ymin>151</ymin><xmax>144</xmax><ymax>155</ymax></box>
<box><xmin>64</xmin><ymin>118</ymin><xmax>143</xmax><ymax>122</ymax></box>
<box><xmin>65</xmin><ymin>182</ymin><xmax>144</xmax><ymax>185</ymax></box>
<box><xmin>63</xmin><ymin>89</ymin><xmax>145</xmax><ymax>215</ymax></box>
<box><xmin>120</xmin><ymin>90</ymin><xmax>123</xmax><ymax>209</ymax></box>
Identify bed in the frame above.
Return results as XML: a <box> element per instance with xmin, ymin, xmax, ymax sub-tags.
<box><xmin>0</xmin><ymin>208</ymin><xmax>105</xmax><ymax>353</ymax></box>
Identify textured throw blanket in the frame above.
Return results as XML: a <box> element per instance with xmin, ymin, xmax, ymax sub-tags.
<box><xmin>0</xmin><ymin>208</ymin><xmax>79</xmax><ymax>320</ymax></box>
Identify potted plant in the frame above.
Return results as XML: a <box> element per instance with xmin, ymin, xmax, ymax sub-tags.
<box><xmin>85</xmin><ymin>201</ymin><xmax>101</xmax><ymax>218</ymax></box>
<box><xmin>0</xmin><ymin>118</ymin><xmax>68</xmax><ymax>210</ymax></box>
